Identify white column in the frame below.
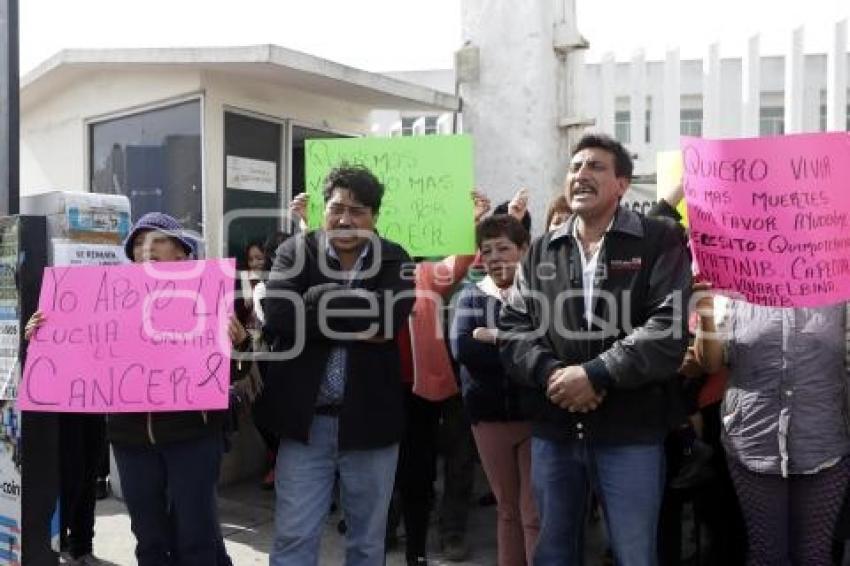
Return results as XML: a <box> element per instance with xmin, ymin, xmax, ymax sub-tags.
<box><xmin>663</xmin><ymin>47</ymin><xmax>681</xmax><ymax>148</ymax></box>
<box><xmin>599</xmin><ymin>53</ymin><xmax>616</xmax><ymax>135</ymax></box>
<box><xmin>629</xmin><ymin>49</ymin><xmax>647</xmax><ymax>155</ymax></box>
<box><xmin>411</xmin><ymin>117</ymin><xmax>427</xmax><ymax>136</ymax></box>
<box><xmin>741</xmin><ymin>35</ymin><xmax>761</xmax><ymax>136</ymax></box>
<box><xmin>703</xmin><ymin>43</ymin><xmax>721</xmax><ymax>138</ymax></box>
<box><xmin>436</xmin><ymin>113</ymin><xmax>454</xmax><ymax>135</ymax></box>
<box><xmin>459</xmin><ymin>0</ymin><xmax>579</xmax><ymax>234</ymax></box>
<box><xmin>554</xmin><ymin>0</ymin><xmax>591</xmax><ymax>155</ymax></box>
<box><xmin>784</xmin><ymin>26</ymin><xmax>805</xmax><ymax>133</ymax></box>
<box><xmin>826</xmin><ymin>19</ymin><xmax>848</xmax><ymax>131</ymax></box>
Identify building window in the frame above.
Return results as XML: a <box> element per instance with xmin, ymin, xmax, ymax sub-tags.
<box><xmin>819</xmin><ymin>103</ymin><xmax>850</xmax><ymax>131</ymax></box>
<box><xmin>90</xmin><ymin>99</ymin><xmax>203</xmax><ymax>235</ymax></box>
<box><xmin>400</xmin><ymin>118</ymin><xmax>414</xmax><ymax>136</ymax></box>
<box><xmin>759</xmin><ymin>106</ymin><xmax>785</xmax><ymax>136</ymax></box>
<box><xmin>614</xmin><ymin>111</ymin><xmax>631</xmax><ymax>144</ymax></box>
<box><xmin>680</xmin><ymin>109</ymin><xmax>703</xmax><ymax>137</ymax></box>
<box><xmin>645</xmin><ymin>108</ymin><xmax>651</xmax><ymax>144</ymax></box>
<box><xmin>401</xmin><ymin>116</ymin><xmax>439</xmax><ymax>136</ymax></box>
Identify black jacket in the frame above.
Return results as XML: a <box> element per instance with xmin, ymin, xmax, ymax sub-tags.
<box><xmin>255</xmin><ymin>230</ymin><xmax>415</xmax><ymax>450</ymax></box>
<box><xmin>450</xmin><ymin>282</ymin><xmax>531</xmax><ymax>423</ymax></box>
<box><xmin>498</xmin><ymin>206</ymin><xmax>691</xmax><ymax>445</ymax></box>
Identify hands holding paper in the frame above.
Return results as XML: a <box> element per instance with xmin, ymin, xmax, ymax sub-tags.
<box><xmin>228</xmin><ymin>315</ymin><xmax>249</xmax><ymax>350</ymax></box>
<box><xmin>472</xmin><ymin>190</ymin><xmax>491</xmax><ymax>224</ymax></box>
<box><xmin>24</xmin><ymin>311</ymin><xmax>45</xmax><ymax>341</ymax></box>
<box><xmin>508</xmin><ymin>187</ymin><xmax>529</xmax><ymax>221</ymax></box>
<box><xmin>290</xmin><ymin>192</ymin><xmax>310</xmax><ymax>232</ymax></box>
<box><xmin>472</xmin><ymin>326</ymin><xmax>498</xmax><ymax>344</ymax></box>
<box><xmin>547</xmin><ymin>365</ymin><xmax>605</xmax><ymax>412</ymax></box>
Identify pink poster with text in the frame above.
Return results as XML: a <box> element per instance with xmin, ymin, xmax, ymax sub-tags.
<box><xmin>18</xmin><ymin>259</ymin><xmax>235</xmax><ymax>412</ymax></box>
<box><xmin>682</xmin><ymin>133</ymin><xmax>850</xmax><ymax>307</ymax></box>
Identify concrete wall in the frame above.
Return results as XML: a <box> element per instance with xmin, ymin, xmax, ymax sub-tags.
<box><xmin>459</xmin><ymin>0</ymin><xmax>572</xmax><ymax>234</ymax></box>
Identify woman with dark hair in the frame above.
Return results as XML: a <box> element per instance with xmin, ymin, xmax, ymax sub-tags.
<box><xmin>28</xmin><ymin>212</ymin><xmax>252</xmax><ymax>566</ymax></box>
<box><xmin>235</xmin><ymin>241</ymin><xmax>265</xmax><ymax>338</ymax></box>
<box><xmin>450</xmin><ymin>214</ymin><xmax>539</xmax><ymax>565</ymax></box>
<box><xmin>251</xmin><ymin>232</ymin><xmax>289</xmax><ymax>329</ymax></box>
<box><xmin>248</xmin><ymin>197</ymin><xmax>304</xmax><ymax>489</ymax></box>
<box><xmin>247</xmin><ymin>230</ymin><xmax>290</xmax><ymax>490</ymax></box>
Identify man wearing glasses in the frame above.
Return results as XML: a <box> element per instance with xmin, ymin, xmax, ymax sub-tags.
<box><xmin>259</xmin><ymin>165</ymin><xmax>415</xmax><ymax>566</ymax></box>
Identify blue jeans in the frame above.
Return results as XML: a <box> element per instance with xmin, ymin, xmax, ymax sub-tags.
<box><xmin>112</xmin><ymin>432</ymin><xmax>231</xmax><ymax>566</ymax></box>
<box><xmin>271</xmin><ymin>415</ymin><xmax>399</xmax><ymax>566</ymax></box>
<box><xmin>531</xmin><ymin>438</ymin><xmax>665</xmax><ymax>566</ymax></box>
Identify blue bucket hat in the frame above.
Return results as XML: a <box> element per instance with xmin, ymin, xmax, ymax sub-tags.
<box><xmin>123</xmin><ymin>212</ymin><xmax>197</xmax><ymax>260</ymax></box>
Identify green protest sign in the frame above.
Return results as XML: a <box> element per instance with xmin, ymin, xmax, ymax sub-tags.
<box><xmin>305</xmin><ymin>135</ymin><xmax>475</xmax><ymax>256</ymax></box>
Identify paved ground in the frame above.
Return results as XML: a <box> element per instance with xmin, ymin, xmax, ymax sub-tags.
<box><xmin>83</xmin><ymin>467</ymin><xmax>630</xmax><ymax>565</ymax></box>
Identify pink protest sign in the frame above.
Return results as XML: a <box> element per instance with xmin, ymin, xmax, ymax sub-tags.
<box><xmin>682</xmin><ymin>133</ymin><xmax>850</xmax><ymax>307</ymax></box>
<box><xmin>18</xmin><ymin>259</ymin><xmax>235</xmax><ymax>412</ymax></box>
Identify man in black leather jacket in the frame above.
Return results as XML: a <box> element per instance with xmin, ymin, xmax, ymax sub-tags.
<box><xmin>259</xmin><ymin>165</ymin><xmax>415</xmax><ymax>566</ymax></box>
<box><xmin>498</xmin><ymin>133</ymin><xmax>691</xmax><ymax>566</ymax></box>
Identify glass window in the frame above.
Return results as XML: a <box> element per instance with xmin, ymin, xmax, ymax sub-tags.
<box><xmin>224</xmin><ymin>112</ymin><xmax>282</xmax><ymax>260</ymax></box>
<box><xmin>401</xmin><ymin>117</ymin><xmax>416</xmax><ymax>136</ymax></box>
<box><xmin>90</xmin><ymin>100</ymin><xmax>202</xmax><ymax>235</ymax></box>
<box><xmin>400</xmin><ymin>116</ymin><xmax>439</xmax><ymax>136</ymax></box>
<box><xmin>821</xmin><ymin>103</ymin><xmax>850</xmax><ymax>131</ymax></box>
<box><xmin>759</xmin><ymin>106</ymin><xmax>784</xmax><ymax>136</ymax></box>
<box><xmin>615</xmin><ymin>111</ymin><xmax>631</xmax><ymax>144</ymax></box>
<box><xmin>424</xmin><ymin>116</ymin><xmax>438</xmax><ymax>135</ymax></box>
<box><xmin>680</xmin><ymin>109</ymin><xmax>703</xmax><ymax>137</ymax></box>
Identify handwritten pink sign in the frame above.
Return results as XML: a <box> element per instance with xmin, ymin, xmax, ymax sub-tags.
<box><xmin>18</xmin><ymin>259</ymin><xmax>235</xmax><ymax>412</ymax></box>
<box><xmin>683</xmin><ymin>133</ymin><xmax>850</xmax><ymax>307</ymax></box>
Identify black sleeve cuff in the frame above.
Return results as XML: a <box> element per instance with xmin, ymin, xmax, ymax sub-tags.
<box><xmin>536</xmin><ymin>359</ymin><xmax>564</xmax><ymax>390</ymax></box>
<box><xmin>304</xmin><ymin>282</ymin><xmax>345</xmax><ymax>307</ymax></box>
<box><xmin>648</xmin><ymin>199</ymin><xmax>682</xmax><ymax>222</ymax></box>
<box><xmin>583</xmin><ymin>358</ymin><xmax>613</xmax><ymax>393</ymax></box>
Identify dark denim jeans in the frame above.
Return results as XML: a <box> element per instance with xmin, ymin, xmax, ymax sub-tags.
<box><xmin>531</xmin><ymin>437</ymin><xmax>665</xmax><ymax>566</ymax></box>
<box><xmin>113</xmin><ymin>432</ymin><xmax>231</xmax><ymax>566</ymax></box>
<box><xmin>59</xmin><ymin>414</ymin><xmax>106</xmax><ymax>558</ymax></box>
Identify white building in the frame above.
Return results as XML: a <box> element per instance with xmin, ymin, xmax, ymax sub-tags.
<box><xmin>20</xmin><ymin>45</ymin><xmax>459</xmax><ymax>260</ymax></box>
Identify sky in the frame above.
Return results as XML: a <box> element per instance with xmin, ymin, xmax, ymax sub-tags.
<box><xmin>578</xmin><ymin>0</ymin><xmax>850</xmax><ymax>62</ymax></box>
<box><xmin>19</xmin><ymin>0</ymin><xmax>462</xmax><ymax>75</ymax></box>
<box><xmin>18</xmin><ymin>0</ymin><xmax>850</xmax><ymax>76</ymax></box>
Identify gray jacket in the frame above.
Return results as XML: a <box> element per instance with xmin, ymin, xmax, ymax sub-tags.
<box><xmin>721</xmin><ymin>301</ymin><xmax>850</xmax><ymax>476</ymax></box>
